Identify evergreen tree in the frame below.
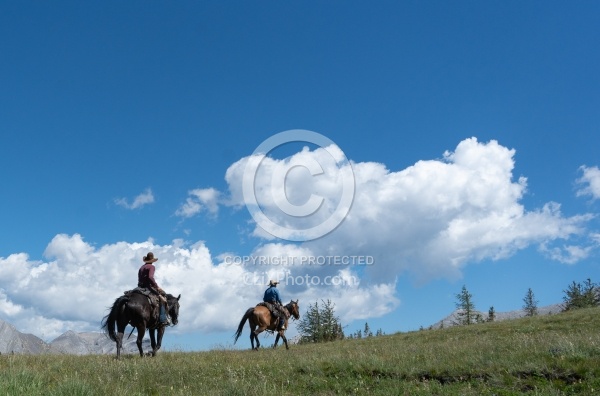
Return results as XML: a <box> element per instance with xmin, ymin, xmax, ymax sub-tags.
<box><xmin>454</xmin><ymin>285</ymin><xmax>477</xmax><ymax>325</ymax></box>
<box><xmin>320</xmin><ymin>299</ymin><xmax>344</xmax><ymax>341</ymax></box>
<box><xmin>363</xmin><ymin>322</ymin><xmax>373</xmax><ymax>337</ymax></box>
<box><xmin>487</xmin><ymin>306</ymin><xmax>496</xmax><ymax>322</ymax></box>
<box><xmin>297</xmin><ymin>299</ymin><xmax>344</xmax><ymax>343</ymax></box>
<box><xmin>523</xmin><ymin>288</ymin><xmax>539</xmax><ymax>316</ymax></box>
<box><xmin>297</xmin><ymin>301</ymin><xmax>321</xmax><ymax>343</ymax></box>
<box><xmin>562</xmin><ymin>278</ymin><xmax>599</xmax><ymax>311</ymax></box>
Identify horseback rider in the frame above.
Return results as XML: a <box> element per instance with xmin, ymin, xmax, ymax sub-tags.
<box><xmin>263</xmin><ymin>280</ymin><xmax>286</xmax><ymax>331</ymax></box>
<box><xmin>138</xmin><ymin>252</ymin><xmax>170</xmax><ymax>325</ymax></box>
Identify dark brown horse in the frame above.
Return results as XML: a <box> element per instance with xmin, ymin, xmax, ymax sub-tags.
<box><xmin>234</xmin><ymin>300</ymin><xmax>300</xmax><ymax>350</ymax></box>
<box><xmin>101</xmin><ymin>292</ymin><xmax>180</xmax><ymax>358</ymax></box>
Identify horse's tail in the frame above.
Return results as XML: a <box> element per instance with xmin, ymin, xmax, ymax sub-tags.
<box><xmin>233</xmin><ymin>307</ymin><xmax>254</xmax><ymax>344</ymax></box>
<box><xmin>101</xmin><ymin>295</ymin><xmax>128</xmax><ymax>342</ymax></box>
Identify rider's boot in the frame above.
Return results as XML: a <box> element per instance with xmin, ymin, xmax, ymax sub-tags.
<box><xmin>159</xmin><ymin>304</ymin><xmax>170</xmax><ymax>325</ymax></box>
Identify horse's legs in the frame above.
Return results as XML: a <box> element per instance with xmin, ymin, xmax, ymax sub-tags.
<box><xmin>152</xmin><ymin>327</ymin><xmax>164</xmax><ymax>357</ymax></box>
<box><xmin>253</xmin><ymin>325</ymin><xmax>270</xmax><ymax>350</ymax></box>
<box><xmin>249</xmin><ymin>322</ymin><xmax>260</xmax><ymax>350</ymax></box>
<box><xmin>115</xmin><ymin>321</ymin><xmax>128</xmax><ymax>359</ymax></box>
<box><xmin>250</xmin><ymin>317</ymin><xmax>270</xmax><ymax>351</ymax></box>
<box><xmin>282</xmin><ymin>333</ymin><xmax>289</xmax><ymax>350</ymax></box>
<box><xmin>115</xmin><ymin>331</ymin><xmax>124</xmax><ymax>359</ymax></box>
<box><xmin>149</xmin><ymin>328</ymin><xmax>157</xmax><ymax>356</ymax></box>
<box><xmin>136</xmin><ymin>325</ymin><xmax>146</xmax><ymax>357</ymax></box>
<box><xmin>281</xmin><ymin>318</ymin><xmax>289</xmax><ymax>349</ymax></box>
<box><xmin>273</xmin><ymin>331</ymin><xmax>289</xmax><ymax>349</ymax></box>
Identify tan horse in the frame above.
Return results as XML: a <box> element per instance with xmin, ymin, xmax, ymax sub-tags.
<box><xmin>234</xmin><ymin>300</ymin><xmax>300</xmax><ymax>350</ymax></box>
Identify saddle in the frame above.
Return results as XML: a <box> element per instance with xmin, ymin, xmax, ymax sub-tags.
<box><xmin>257</xmin><ymin>302</ymin><xmax>290</xmax><ymax>319</ymax></box>
<box><xmin>124</xmin><ymin>287</ymin><xmax>161</xmax><ymax>307</ymax></box>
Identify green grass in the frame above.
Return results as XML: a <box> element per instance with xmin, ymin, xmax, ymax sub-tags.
<box><xmin>1</xmin><ymin>307</ymin><xmax>600</xmax><ymax>395</ymax></box>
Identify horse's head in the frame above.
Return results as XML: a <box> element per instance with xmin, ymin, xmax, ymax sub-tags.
<box><xmin>287</xmin><ymin>299</ymin><xmax>300</xmax><ymax>320</ymax></box>
<box><xmin>167</xmin><ymin>294</ymin><xmax>181</xmax><ymax>325</ymax></box>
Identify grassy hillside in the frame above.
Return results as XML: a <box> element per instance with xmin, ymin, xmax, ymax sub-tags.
<box><xmin>1</xmin><ymin>307</ymin><xmax>599</xmax><ymax>395</ymax></box>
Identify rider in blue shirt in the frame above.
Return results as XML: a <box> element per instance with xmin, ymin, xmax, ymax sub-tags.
<box><xmin>263</xmin><ymin>280</ymin><xmax>285</xmax><ymax>330</ymax></box>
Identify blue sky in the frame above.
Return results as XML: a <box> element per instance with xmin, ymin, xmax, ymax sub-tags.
<box><xmin>1</xmin><ymin>1</ymin><xmax>599</xmax><ymax>351</ymax></box>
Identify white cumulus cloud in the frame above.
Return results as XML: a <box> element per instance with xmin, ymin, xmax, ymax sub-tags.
<box><xmin>114</xmin><ymin>188</ymin><xmax>155</xmax><ymax>209</ymax></box>
<box><xmin>175</xmin><ymin>188</ymin><xmax>221</xmax><ymax>218</ymax></box>
<box><xmin>576</xmin><ymin>165</ymin><xmax>600</xmax><ymax>200</ymax></box>
<box><xmin>0</xmin><ymin>234</ymin><xmax>392</xmax><ymax>341</ymax></box>
<box><xmin>224</xmin><ymin>137</ymin><xmax>596</xmax><ymax>284</ymax></box>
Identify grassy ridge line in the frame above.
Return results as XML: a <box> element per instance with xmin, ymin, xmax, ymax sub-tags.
<box><xmin>1</xmin><ymin>307</ymin><xmax>599</xmax><ymax>395</ymax></box>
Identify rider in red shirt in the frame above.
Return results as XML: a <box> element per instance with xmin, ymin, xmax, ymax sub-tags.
<box><xmin>138</xmin><ymin>252</ymin><xmax>170</xmax><ymax>325</ymax></box>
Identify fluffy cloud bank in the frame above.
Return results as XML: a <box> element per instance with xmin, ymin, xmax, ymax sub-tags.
<box><xmin>224</xmin><ymin>137</ymin><xmax>595</xmax><ymax>281</ymax></box>
<box><xmin>0</xmin><ymin>234</ymin><xmax>386</xmax><ymax>340</ymax></box>
<box><xmin>1</xmin><ymin>137</ymin><xmax>596</xmax><ymax>342</ymax></box>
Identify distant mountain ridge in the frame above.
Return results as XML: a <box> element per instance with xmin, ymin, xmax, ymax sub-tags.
<box><xmin>0</xmin><ymin>319</ymin><xmax>150</xmax><ymax>355</ymax></box>
<box><xmin>0</xmin><ymin>320</ymin><xmax>49</xmax><ymax>354</ymax></box>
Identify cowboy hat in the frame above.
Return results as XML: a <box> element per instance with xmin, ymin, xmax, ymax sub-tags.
<box><xmin>269</xmin><ymin>280</ymin><xmax>280</xmax><ymax>286</ymax></box>
<box><xmin>143</xmin><ymin>252</ymin><xmax>158</xmax><ymax>263</ymax></box>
